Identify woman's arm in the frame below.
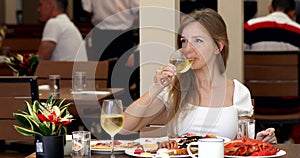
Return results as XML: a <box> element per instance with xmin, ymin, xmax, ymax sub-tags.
<box><xmin>121</xmin><ymin>83</ymin><xmax>166</xmax><ymax>134</ymax></box>
<box><xmin>121</xmin><ymin>64</ymin><xmax>176</xmax><ymax>134</ymax></box>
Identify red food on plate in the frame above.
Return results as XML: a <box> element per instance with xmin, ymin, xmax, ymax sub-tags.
<box><xmin>134</xmin><ymin>148</ymin><xmax>143</xmax><ymax>155</ymax></box>
<box><xmin>224</xmin><ymin>137</ymin><xmax>280</xmax><ymax>156</ymax></box>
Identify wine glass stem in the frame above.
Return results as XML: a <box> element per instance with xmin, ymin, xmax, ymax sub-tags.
<box><xmin>111</xmin><ymin>136</ymin><xmax>115</xmax><ymax>158</ymax></box>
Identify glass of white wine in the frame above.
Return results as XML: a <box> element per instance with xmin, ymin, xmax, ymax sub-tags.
<box><xmin>100</xmin><ymin>99</ymin><xmax>124</xmax><ymax>158</ymax></box>
<box><xmin>169</xmin><ymin>49</ymin><xmax>193</xmax><ymax>73</ymax></box>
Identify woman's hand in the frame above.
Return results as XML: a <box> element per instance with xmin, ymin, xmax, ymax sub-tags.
<box><xmin>256</xmin><ymin>128</ymin><xmax>277</xmax><ymax>144</ymax></box>
<box><xmin>154</xmin><ymin>64</ymin><xmax>176</xmax><ymax>87</ymax></box>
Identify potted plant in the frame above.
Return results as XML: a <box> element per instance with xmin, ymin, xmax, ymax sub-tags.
<box><xmin>13</xmin><ymin>95</ymin><xmax>74</xmax><ymax>158</ymax></box>
<box><xmin>4</xmin><ymin>53</ymin><xmax>41</xmax><ymax>76</ymax></box>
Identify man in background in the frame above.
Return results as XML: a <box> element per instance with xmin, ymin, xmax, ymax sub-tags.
<box><xmin>244</xmin><ymin>0</ymin><xmax>300</xmax><ymax>50</ymax></box>
<box><xmin>81</xmin><ymin>0</ymin><xmax>139</xmax><ymax>61</ymax></box>
<box><xmin>37</xmin><ymin>0</ymin><xmax>87</xmax><ymax>61</ymax></box>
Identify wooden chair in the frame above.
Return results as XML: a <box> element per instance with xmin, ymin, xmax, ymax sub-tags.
<box><xmin>0</xmin><ymin>76</ymin><xmax>38</xmax><ymax>141</ymax></box>
<box><xmin>244</xmin><ymin>50</ymin><xmax>299</xmax><ymax>97</ymax></box>
<box><xmin>245</xmin><ymin>51</ymin><xmax>300</xmax><ymax>143</ymax></box>
<box><xmin>34</xmin><ymin>59</ymin><xmax>117</xmax><ymax>89</ymax></box>
<box><xmin>1</xmin><ymin>38</ymin><xmax>41</xmax><ymax>55</ymax></box>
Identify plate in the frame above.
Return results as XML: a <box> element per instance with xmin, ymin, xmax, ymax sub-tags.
<box><xmin>134</xmin><ymin>136</ymin><xmax>169</xmax><ymax>144</ymax></box>
<box><xmin>91</xmin><ymin>140</ymin><xmax>138</xmax><ymax>154</ymax></box>
<box><xmin>38</xmin><ymin>85</ymin><xmax>50</xmax><ymax>90</ymax></box>
<box><xmin>125</xmin><ymin>148</ymin><xmax>191</xmax><ymax>158</ymax></box>
<box><xmin>224</xmin><ymin>150</ymin><xmax>286</xmax><ymax>158</ymax></box>
<box><xmin>71</xmin><ymin>90</ymin><xmax>110</xmax><ymax>95</ymax></box>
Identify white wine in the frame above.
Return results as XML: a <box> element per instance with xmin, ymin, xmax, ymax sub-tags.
<box><xmin>101</xmin><ymin>114</ymin><xmax>124</xmax><ymax>136</ymax></box>
<box><xmin>169</xmin><ymin>59</ymin><xmax>193</xmax><ymax>73</ymax></box>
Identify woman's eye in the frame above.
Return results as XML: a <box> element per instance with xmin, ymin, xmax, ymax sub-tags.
<box><xmin>180</xmin><ymin>39</ymin><xmax>188</xmax><ymax>44</ymax></box>
<box><xmin>194</xmin><ymin>38</ymin><xmax>203</xmax><ymax>43</ymax></box>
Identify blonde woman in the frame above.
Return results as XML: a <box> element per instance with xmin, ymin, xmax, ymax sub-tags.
<box><xmin>122</xmin><ymin>8</ymin><xmax>276</xmax><ymax>144</ymax></box>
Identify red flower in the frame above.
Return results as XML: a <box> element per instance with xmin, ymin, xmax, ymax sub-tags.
<box><xmin>37</xmin><ymin>108</ymin><xmax>72</xmax><ymax>126</ymax></box>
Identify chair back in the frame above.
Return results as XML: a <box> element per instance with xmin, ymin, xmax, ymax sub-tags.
<box><xmin>2</xmin><ymin>38</ymin><xmax>40</xmax><ymax>55</ymax></box>
<box><xmin>244</xmin><ymin>50</ymin><xmax>300</xmax><ymax>96</ymax></box>
<box><xmin>0</xmin><ymin>76</ymin><xmax>38</xmax><ymax>140</ymax></box>
<box><xmin>34</xmin><ymin>59</ymin><xmax>116</xmax><ymax>88</ymax></box>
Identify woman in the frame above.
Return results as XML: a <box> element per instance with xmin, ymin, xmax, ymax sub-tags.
<box><xmin>122</xmin><ymin>8</ymin><xmax>276</xmax><ymax>143</ymax></box>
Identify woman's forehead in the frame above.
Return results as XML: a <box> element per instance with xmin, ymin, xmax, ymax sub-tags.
<box><xmin>181</xmin><ymin>22</ymin><xmax>210</xmax><ymax>38</ymax></box>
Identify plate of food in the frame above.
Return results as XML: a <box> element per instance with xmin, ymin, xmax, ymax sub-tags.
<box><xmin>224</xmin><ymin>150</ymin><xmax>286</xmax><ymax>158</ymax></box>
<box><xmin>125</xmin><ymin>148</ymin><xmax>194</xmax><ymax>158</ymax></box>
<box><xmin>91</xmin><ymin>140</ymin><xmax>140</xmax><ymax>154</ymax></box>
<box><xmin>224</xmin><ymin>137</ymin><xmax>286</xmax><ymax>158</ymax></box>
<box><xmin>125</xmin><ymin>134</ymin><xmax>230</xmax><ymax>157</ymax></box>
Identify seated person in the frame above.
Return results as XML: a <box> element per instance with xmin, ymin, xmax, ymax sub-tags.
<box><xmin>37</xmin><ymin>0</ymin><xmax>87</xmax><ymax>61</ymax></box>
<box><xmin>121</xmin><ymin>8</ymin><xmax>277</xmax><ymax>144</ymax></box>
<box><xmin>244</xmin><ymin>0</ymin><xmax>300</xmax><ymax>51</ymax></box>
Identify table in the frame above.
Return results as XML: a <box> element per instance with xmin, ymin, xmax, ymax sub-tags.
<box><xmin>39</xmin><ymin>87</ymin><xmax>124</xmax><ymax>102</ymax></box>
<box><xmin>275</xmin><ymin>144</ymin><xmax>300</xmax><ymax>158</ymax></box>
<box><xmin>23</xmin><ymin>144</ymin><xmax>300</xmax><ymax>158</ymax></box>
<box><xmin>39</xmin><ymin>87</ymin><xmax>124</xmax><ymax>117</ymax></box>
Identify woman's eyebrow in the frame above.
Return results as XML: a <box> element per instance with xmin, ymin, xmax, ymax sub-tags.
<box><xmin>191</xmin><ymin>35</ymin><xmax>204</xmax><ymax>38</ymax></box>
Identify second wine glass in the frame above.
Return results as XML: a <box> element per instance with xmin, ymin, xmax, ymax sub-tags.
<box><xmin>100</xmin><ymin>99</ymin><xmax>124</xmax><ymax>158</ymax></box>
<box><xmin>169</xmin><ymin>49</ymin><xmax>193</xmax><ymax>73</ymax></box>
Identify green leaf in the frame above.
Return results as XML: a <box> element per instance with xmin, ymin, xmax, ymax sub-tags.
<box><xmin>13</xmin><ymin>113</ymin><xmax>31</xmax><ymax>128</ymax></box>
<box><xmin>13</xmin><ymin>125</ymin><xmax>42</xmax><ymax>137</ymax></box>
<box><xmin>38</xmin><ymin>122</ymin><xmax>52</xmax><ymax>136</ymax></box>
<box><xmin>46</xmin><ymin>95</ymin><xmax>54</xmax><ymax>105</ymax></box>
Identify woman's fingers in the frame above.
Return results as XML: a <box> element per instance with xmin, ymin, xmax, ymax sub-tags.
<box><xmin>154</xmin><ymin>65</ymin><xmax>176</xmax><ymax>87</ymax></box>
<box><xmin>256</xmin><ymin>128</ymin><xmax>277</xmax><ymax>144</ymax></box>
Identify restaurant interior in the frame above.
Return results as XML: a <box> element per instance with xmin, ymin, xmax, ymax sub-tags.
<box><xmin>0</xmin><ymin>0</ymin><xmax>300</xmax><ymax>157</ymax></box>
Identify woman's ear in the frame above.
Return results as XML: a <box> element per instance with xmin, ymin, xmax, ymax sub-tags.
<box><xmin>215</xmin><ymin>41</ymin><xmax>224</xmax><ymax>54</ymax></box>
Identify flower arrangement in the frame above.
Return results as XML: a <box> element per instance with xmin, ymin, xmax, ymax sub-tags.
<box><xmin>13</xmin><ymin>95</ymin><xmax>74</xmax><ymax>137</ymax></box>
<box><xmin>4</xmin><ymin>53</ymin><xmax>41</xmax><ymax>76</ymax></box>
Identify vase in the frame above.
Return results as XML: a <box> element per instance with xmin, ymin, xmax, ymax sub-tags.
<box><xmin>35</xmin><ymin>135</ymin><xmax>64</xmax><ymax>158</ymax></box>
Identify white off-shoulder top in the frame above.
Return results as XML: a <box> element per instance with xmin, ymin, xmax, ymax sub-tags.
<box><xmin>157</xmin><ymin>79</ymin><xmax>253</xmax><ymax>140</ymax></box>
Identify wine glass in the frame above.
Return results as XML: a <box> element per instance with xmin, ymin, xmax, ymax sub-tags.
<box><xmin>100</xmin><ymin>99</ymin><xmax>124</xmax><ymax>158</ymax></box>
<box><xmin>169</xmin><ymin>49</ymin><xmax>193</xmax><ymax>73</ymax></box>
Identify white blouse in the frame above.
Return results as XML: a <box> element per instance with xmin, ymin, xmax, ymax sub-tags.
<box><xmin>157</xmin><ymin>79</ymin><xmax>253</xmax><ymax>140</ymax></box>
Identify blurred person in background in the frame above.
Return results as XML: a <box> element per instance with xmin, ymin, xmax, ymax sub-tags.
<box><xmin>81</xmin><ymin>0</ymin><xmax>140</xmax><ymax>106</ymax></box>
<box><xmin>37</xmin><ymin>0</ymin><xmax>87</xmax><ymax>61</ymax></box>
<box><xmin>244</xmin><ymin>0</ymin><xmax>300</xmax><ymax>50</ymax></box>
<box><xmin>81</xmin><ymin>0</ymin><xmax>139</xmax><ymax>61</ymax></box>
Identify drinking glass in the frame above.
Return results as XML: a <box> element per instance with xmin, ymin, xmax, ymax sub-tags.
<box><xmin>169</xmin><ymin>49</ymin><xmax>193</xmax><ymax>73</ymax></box>
<box><xmin>100</xmin><ymin>99</ymin><xmax>124</xmax><ymax>158</ymax></box>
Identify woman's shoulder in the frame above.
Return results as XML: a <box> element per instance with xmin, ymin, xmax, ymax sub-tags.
<box><xmin>233</xmin><ymin>79</ymin><xmax>250</xmax><ymax>91</ymax></box>
<box><xmin>232</xmin><ymin>79</ymin><xmax>252</xmax><ymax>102</ymax></box>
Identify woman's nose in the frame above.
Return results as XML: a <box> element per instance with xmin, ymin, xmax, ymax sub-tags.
<box><xmin>182</xmin><ymin>42</ymin><xmax>194</xmax><ymax>57</ymax></box>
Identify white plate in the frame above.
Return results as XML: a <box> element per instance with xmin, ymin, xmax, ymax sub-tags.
<box><xmin>91</xmin><ymin>140</ymin><xmax>137</xmax><ymax>154</ymax></box>
<box><xmin>225</xmin><ymin>150</ymin><xmax>286</xmax><ymax>158</ymax></box>
<box><xmin>71</xmin><ymin>90</ymin><xmax>110</xmax><ymax>95</ymax></box>
<box><xmin>134</xmin><ymin>136</ymin><xmax>230</xmax><ymax>144</ymax></box>
<box><xmin>125</xmin><ymin>148</ymin><xmax>192</xmax><ymax>158</ymax></box>
<box><xmin>38</xmin><ymin>85</ymin><xmax>50</xmax><ymax>90</ymax></box>
<box><xmin>134</xmin><ymin>137</ymin><xmax>169</xmax><ymax>144</ymax></box>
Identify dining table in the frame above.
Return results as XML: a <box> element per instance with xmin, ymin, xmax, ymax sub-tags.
<box><xmin>38</xmin><ymin>86</ymin><xmax>124</xmax><ymax>118</ymax></box>
<box><xmin>22</xmin><ymin>143</ymin><xmax>300</xmax><ymax>158</ymax></box>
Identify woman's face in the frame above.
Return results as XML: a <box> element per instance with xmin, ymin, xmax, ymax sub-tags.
<box><xmin>180</xmin><ymin>22</ymin><xmax>219</xmax><ymax>70</ymax></box>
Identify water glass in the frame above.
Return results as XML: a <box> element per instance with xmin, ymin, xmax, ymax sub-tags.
<box><xmin>73</xmin><ymin>72</ymin><xmax>86</xmax><ymax>91</ymax></box>
<box><xmin>72</xmin><ymin>131</ymin><xmax>91</xmax><ymax>157</ymax></box>
<box><xmin>64</xmin><ymin>135</ymin><xmax>72</xmax><ymax>156</ymax></box>
<box><xmin>237</xmin><ymin>118</ymin><xmax>256</xmax><ymax>139</ymax></box>
<box><xmin>49</xmin><ymin>75</ymin><xmax>60</xmax><ymax>97</ymax></box>
<box><xmin>187</xmin><ymin>138</ymin><xmax>224</xmax><ymax>158</ymax></box>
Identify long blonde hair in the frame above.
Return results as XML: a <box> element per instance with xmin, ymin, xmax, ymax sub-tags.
<box><xmin>167</xmin><ymin>8</ymin><xmax>229</xmax><ymax>122</ymax></box>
